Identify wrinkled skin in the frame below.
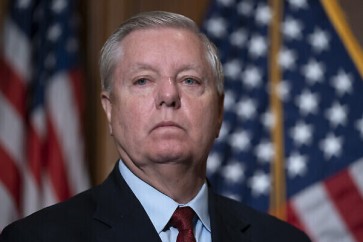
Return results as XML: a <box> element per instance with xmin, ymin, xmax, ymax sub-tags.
<box><xmin>101</xmin><ymin>27</ymin><xmax>223</xmax><ymax>203</ymax></box>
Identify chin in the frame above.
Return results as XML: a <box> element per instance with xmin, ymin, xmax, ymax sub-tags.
<box><xmin>150</xmin><ymin>150</ymin><xmax>191</xmax><ymax>164</ymax></box>
<box><xmin>145</xmin><ymin>140</ymin><xmax>193</xmax><ymax>162</ymax></box>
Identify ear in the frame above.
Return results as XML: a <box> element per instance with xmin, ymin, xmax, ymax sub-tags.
<box><xmin>216</xmin><ymin>94</ymin><xmax>224</xmax><ymax>138</ymax></box>
<box><xmin>101</xmin><ymin>91</ymin><xmax>113</xmax><ymax>135</ymax></box>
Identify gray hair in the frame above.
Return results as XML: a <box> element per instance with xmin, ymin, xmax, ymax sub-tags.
<box><xmin>99</xmin><ymin>11</ymin><xmax>224</xmax><ymax>95</ymax></box>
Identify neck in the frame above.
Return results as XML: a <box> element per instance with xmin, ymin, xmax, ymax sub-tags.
<box><xmin>124</xmin><ymin>160</ymin><xmax>206</xmax><ymax>204</ymax></box>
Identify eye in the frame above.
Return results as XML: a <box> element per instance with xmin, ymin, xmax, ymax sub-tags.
<box><xmin>183</xmin><ymin>77</ymin><xmax>199</xmax><ymax>85</ymax></box>
<box><xmin>135</xmin><ymin>78</ymin><xmax>149</xmax><ymax>85</ymax></box>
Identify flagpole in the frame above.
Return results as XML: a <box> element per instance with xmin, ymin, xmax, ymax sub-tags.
<box><xmin>268</xmin><ymin>0</ymin><xmax>287</xmax><ymax>220</ymax></box>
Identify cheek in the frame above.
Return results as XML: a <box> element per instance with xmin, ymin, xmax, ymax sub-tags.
<box><xmin>112</xmin><ymin>98</ymin><xmax>153</xmax><ymax>137</ymax></box>
<box><xmin>188</xmin><ymin>99</ymin><xmax>220</xmax><ymax>136</ymax></box>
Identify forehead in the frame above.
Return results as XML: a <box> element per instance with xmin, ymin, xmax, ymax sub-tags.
<box><xmin>119</xmin><ymin>27</ymin><xmax>207</xmax><ymax>65</ymax></box>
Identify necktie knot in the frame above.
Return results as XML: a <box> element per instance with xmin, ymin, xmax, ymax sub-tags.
<box><xmin>169</xmin><ymin>206</ymin><xmax>196</xmax><ymax>242</ymax></box>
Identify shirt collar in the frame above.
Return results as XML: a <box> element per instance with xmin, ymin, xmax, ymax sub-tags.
<box><xmin>119</xmin><ymin>160</ymin><xmax>210</xmax><ymax>233</ymax></box>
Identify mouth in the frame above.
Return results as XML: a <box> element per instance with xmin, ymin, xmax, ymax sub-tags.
<box><xmin>151</xmin><ymin>121</ymin><xmax>184</xmax><ymax>132</ymax></box>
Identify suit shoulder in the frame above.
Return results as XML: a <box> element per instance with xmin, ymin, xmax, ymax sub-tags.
<box><xmin>0</xmin><ymin>187</ymin><xmax>97</xmax><ymax>242</ymax></box>
<box><xmin>214</xmin><ymin>195</ymin><xmax>311</xmax><ymax>242</ymax></box>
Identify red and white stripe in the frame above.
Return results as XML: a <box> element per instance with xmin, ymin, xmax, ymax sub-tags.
<box><xmin>0</xmin><ymin>18</ymin><xmax>30</xmax><ymax>228</ymax></box>
<box><xmin>0</xmin><ymin>16</ymin><xmax>89</xmax><ymax>230</ymax></box>
<box><xmin>288</xmin><ymin>159</ymin><xmax>363</xmax><ymax>242</ymax></box>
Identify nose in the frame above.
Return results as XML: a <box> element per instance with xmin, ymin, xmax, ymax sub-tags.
<box><xmin>155</xmin><ymin>77</ymin><xmax>181</xmax><ymax>109</ymax></box>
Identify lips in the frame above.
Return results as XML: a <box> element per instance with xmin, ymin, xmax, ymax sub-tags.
<box><xmin>151</xmin><ymin>121</ymin><xmax>184</xmax><ymax>132</ymax></box>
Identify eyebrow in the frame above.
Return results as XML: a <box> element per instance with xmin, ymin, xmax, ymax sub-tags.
<box><xmin>178</xmin><ymin>64</ymin><xmax>204</xmax><ymax>73</ymax></box>
<box><xmin>128</xmin><ymin>63</ymin><xmax>205</xmax><ymax>75</ymax></box>
<box><xmin>128</xmin><ymin>63</ymin><xmax>157</xmax><ymax>73</ymax></box>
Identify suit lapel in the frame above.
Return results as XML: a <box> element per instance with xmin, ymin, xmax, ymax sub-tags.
<box><xmin>92</xmin><ymin>163</ymin><xmax>162</xmax><ymax>242</ymax></box>
<box><xmin>91</xmin><ymin>162</ymin><xmax>252</xmax><ymax>242</ymax></box>
<box><xmin>209</xmin><ymin>189</ymin><xmax>251</xmax><ymax>242</ymax></box>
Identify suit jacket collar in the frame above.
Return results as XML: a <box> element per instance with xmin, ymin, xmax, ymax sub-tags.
<box><xmin>208</xmin><ymin>187</ymin><xmax>251</xmax><ymax>242</ymax></box>
<box><xmin>92</xmin><ymin>162</ymin><xmax>251</xmax><ymax>242</ymax></box>
<box><xmin>92</xmin><ymin>163</ymin><xmax>162</xmax><ymax>242</ymax></box>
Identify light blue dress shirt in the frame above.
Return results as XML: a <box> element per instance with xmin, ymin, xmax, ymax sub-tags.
<box><xmin>119</xmin><ymin>161</ymin><xmax>211</xmax><ymax>242</ymax></box>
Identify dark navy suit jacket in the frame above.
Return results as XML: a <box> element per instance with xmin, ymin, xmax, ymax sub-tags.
<box><xmin>0</xmin><ymin>161</ymin><xmax>311</xmax><ymax>242</ymax></box>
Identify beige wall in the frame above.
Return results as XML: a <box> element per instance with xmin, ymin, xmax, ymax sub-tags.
<box><xmin>340</xmin><ymin>0</ymin><xmax>363</xmax><ymax>47</ymax></box>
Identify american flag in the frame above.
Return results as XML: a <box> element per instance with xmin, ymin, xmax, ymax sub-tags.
<box><xmin>0</xmin><ymin>0</ymin><xmax>89</xmax><ymax>230</ymax></box>
<box><xmin>203</xmin><ymin>0</ymin><xmax>363</xmax><ymax>241</ymax></box>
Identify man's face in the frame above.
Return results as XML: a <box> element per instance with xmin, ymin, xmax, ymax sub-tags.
<box><xmin>102</xmin><ymin>27</ymin><xmax>223</xmax><ymax>171</ymax></box>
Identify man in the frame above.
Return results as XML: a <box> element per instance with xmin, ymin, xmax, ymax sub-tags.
<box><xmin>0</xmin><ymin>11</ymin><xmax>311</xmax><ymax>242</ymax></box>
